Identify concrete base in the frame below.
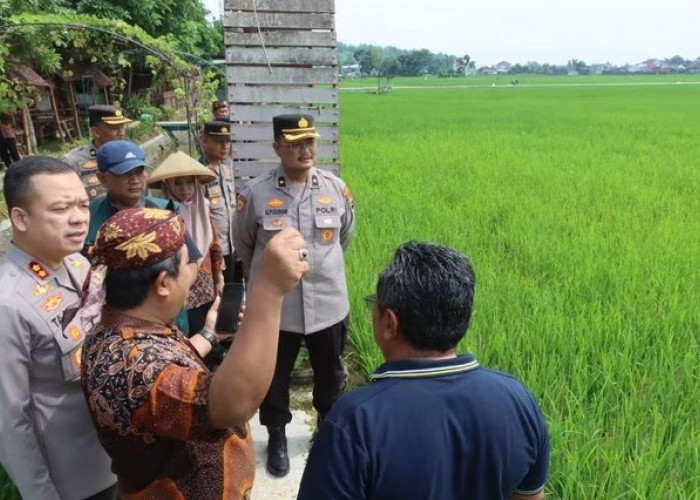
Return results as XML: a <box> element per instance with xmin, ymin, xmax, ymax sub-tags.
<box><xmin>250</xmin><ymin>409</ymin><xmax>314</xmax><ymax>499</ymax></box>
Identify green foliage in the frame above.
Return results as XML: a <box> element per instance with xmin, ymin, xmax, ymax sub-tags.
<box><xmin>340</xmin><ymin>75</ymin><xmax>700</xmax><ymax>496</ymax></box>
<box><xmin>125</xmin><ymin>120</ymin><xmax>156</xmax><ymax>143</ymax></box>
<box><xmin>342</xmin><ymin>42</ymin><xmax>457</xmax><ymax>77</ymax></box>
<box><xmin>0</xmin><ymin>12</ymin><xmax>197</xmax><ymax>113</ymax></box>
<box><xmin>66</xmin><ymin>0</ymin><xmax>223</xmax><ymax>58</ymax></box>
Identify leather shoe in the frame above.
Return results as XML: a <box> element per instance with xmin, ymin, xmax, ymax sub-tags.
<box><xmin>266</xmin><ymin>427</ymin><xmax>290</xmax><ymax>477</ymax></box>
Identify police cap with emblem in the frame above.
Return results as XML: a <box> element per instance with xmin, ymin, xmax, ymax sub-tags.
<box><xmin>88</xmin><ymin>105</ymin><xmax>132</xmax><ymax>127</ymax></box>
<box><xmin>203</xmin><ymin>120</ymin><xmax>231</xmax><ymax>142</ymax></box>
<box><xmin>97</xmin><ymin>140</ymin><xmax>147</xmax><ymax>175</ymax></box>
<box><xmin>273</xmin><ymin>114</ymin><xmax>321</xmax><ymax>142</ymax></box>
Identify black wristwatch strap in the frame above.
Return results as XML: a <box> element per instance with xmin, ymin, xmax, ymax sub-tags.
<box><xmin>199</xmin><ymin>327</ymin><xmax>218</xmax><ymax>348</ymax></box>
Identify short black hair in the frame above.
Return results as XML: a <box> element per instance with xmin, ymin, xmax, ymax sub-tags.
<box><xmin>212</xmin><ymin>100</ymin><xmax>228</xmax><ymax>112</ymax></box>
<box><xmin>104</xmin><ymin>252</ymin><xmax>181</xmax><ymax>310</ymax></box>
<box><xmin>376</xmin><ymin>241</ymin><xmax>476</xmax><ymax>352</ymax></box>
<box><xmin>3</xmin><ymin>156</ymin><xmax>76</xmax><ymax>211</ymax></box>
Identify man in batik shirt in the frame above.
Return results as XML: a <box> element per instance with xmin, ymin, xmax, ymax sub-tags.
<box><xmin>81</xmin><ymin>207</ymin><xmax>308</xmax><ymax>498</ymax></box>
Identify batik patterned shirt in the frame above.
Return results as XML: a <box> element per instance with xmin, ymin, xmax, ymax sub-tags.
<box><xmin>81</xmin><ymin>308</ymin><xmax>254</xmax><ymax>499</ymax></box>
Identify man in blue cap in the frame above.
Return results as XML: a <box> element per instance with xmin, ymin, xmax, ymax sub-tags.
<box><xmin>85</xmin><ymin>140</ymin><xmax>159</xmax><ymax>246</ymax></box>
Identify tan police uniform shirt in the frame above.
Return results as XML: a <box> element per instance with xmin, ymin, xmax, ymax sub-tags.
<box><xmin>62</xmin><ymin>141</ymin><xmax>105</xmax><ymax>200</ymax></box>
<box><xmin>0</xmin><ymin>245</ymin><xmax>115</xmax><ymax>499</ymax></box>
<box><xmin>233</xmin><ymin>166</ymin><xmax>355</xmax><ymax>334</ymax></box>
<box><xmin>200</xmin><ymin>156</ymin><xmax>235</xmax><ymax>256</ymax></box>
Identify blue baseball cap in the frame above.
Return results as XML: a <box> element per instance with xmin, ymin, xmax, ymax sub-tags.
<box><xmin>97</xmin><ymin>140</ymin><xmax>147</xmax><ymax>175</ymax></box>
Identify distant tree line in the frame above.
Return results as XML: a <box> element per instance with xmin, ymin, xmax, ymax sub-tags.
<box><xmin>338</xmin><ymin>42</ymin><xmax>471</xmax><ymax>78</ymax></box>
<box><xmin>339</xmin><ymin>42</ymin><xmax>700</xmax><ymax>77</ymax></box>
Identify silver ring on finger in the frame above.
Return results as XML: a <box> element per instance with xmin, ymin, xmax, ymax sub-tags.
<box><xmin>298</xmin><ymin>248</ymin><xmax>308</xmax><ymax>261</ymax></box>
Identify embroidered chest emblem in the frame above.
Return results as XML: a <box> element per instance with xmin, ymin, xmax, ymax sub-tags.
<box><xmin>43</xmin><ymin>293</ymin><xmax>63</xmax><ymax>312</ymax></box>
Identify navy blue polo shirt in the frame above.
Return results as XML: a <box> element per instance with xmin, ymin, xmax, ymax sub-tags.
<box><xmin>298</xmin><ymin>354</ymin><xmax>549</xmax><ymax>500</ymax></box>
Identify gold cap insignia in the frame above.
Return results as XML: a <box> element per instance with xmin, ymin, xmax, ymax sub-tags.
<box><xmin>221</xmin><ymin>126</ymin><xmax>228</xmax><ymax>133</ymax></box>
<box><xmin>115</xmin><ymin>110</ymin><xmax>123</xmax><ymax>116</ymax></box>
<box><xmin>298</xmin><ymin>117</ymin><xmax>308</xmax><ymax>128</ymax></box>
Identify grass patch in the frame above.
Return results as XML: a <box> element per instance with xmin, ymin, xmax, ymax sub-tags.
<box><xmin>340</xmin><ymin>80</ymin><xmax>700</xmax><ymax>496</ymax></box>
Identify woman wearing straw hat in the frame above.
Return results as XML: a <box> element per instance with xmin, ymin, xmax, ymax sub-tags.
<box><xmin>148</xmin><ymin>151</ymin><xmax>224</xmax><ymax>333</ymax></box>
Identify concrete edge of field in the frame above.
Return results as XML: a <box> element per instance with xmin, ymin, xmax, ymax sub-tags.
<box><xmin>250</xmin><ymin>408</ymin><xmax>314</xmax><ymax>499</ymax></box>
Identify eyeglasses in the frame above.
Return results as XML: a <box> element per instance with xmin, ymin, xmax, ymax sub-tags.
<box><xmin>364</xmin><ymin>294</ymin><xmax>388</xmax><ymax>311</ymax></box>
<box><xmin>281</xmin><ymin>139</ymin><xmax>317</xmax><ymax>152</ymax></box>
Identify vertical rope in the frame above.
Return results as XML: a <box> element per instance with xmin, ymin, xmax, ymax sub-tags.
<box><xmin>252</xmin><ymin>0</ymin><xmax>272</xmax><ymax>73</ymax></box>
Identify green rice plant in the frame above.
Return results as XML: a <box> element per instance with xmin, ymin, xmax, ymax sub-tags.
<box><xmin>340</xmin><ymin>79</ymin><xmax>700</xmax><ymax>496</ymax></box>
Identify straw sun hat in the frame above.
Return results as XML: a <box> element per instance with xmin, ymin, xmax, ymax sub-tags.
<box><xmin>148</xmin><ymin>151</ymin><xmax>217</xmax><ymax>188</ymax></box>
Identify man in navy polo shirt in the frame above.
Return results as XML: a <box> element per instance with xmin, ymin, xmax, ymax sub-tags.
<box><xmin>298</xmin><ymin>242</ymin><xmax>549</xmax><ymax>500</ymax></box>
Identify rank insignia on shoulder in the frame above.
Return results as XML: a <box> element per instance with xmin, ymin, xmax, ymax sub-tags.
<box><xmin>318</xmin><ymin>195</ymin><xmax>333</xmax><ymax>204</ymax></box>
<box><xmin>267</xmin><ymin>198</ymin><xmax>284</xmax><ymax>208</ymax></box>
<box><xmin>29</xmin><ymin>261</ymin><xmax>50</xmax><ymax>280</ymax></box>
<box><xmin>236</xmin><ymin>194</ymin><xmax>247</xmax><ymax>213</ymax></box>
<box><xmin>311</xmin><ymin>175</ymin><xmax>319</xmax><ymax>187</ymax></box>
<box><xmin>43</xmin><ymin>293</ymin><xmax>63</xmax><ymax>313</ymax></box>
<box><xmin>90</xmin><ymin>148</ymin><xmax>97</xmax><ymax>157</ymax></box>
<box><xmin>277</xmin><ymin>176</ymin><xmax>286</xmax><ymax>188</ymax></box>
<box><xmin>70</xmin><ymin>259</ymin><xmax>84</xmax><ymax>270</ymax></box>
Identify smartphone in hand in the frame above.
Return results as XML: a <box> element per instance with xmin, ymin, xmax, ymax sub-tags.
<box><xmin>215</xmin><ymin>283</ymin><xmax>246</xmax><ymax>333</ymax></box>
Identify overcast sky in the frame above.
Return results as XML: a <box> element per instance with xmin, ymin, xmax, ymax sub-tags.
<box><xmin>205</xmin><ymin>0</ymin><xmax>699</xmax><ymax>66</ymax></box>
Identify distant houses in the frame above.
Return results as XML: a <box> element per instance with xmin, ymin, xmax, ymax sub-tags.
<box><xmin>476</xmin><ymin>57</ymin><xmax>700</xmax><ymax>75</ymax></box>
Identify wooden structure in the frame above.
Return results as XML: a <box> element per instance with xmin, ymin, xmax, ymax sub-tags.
<box><xmin>224</xmin><ymin>0</ymin><xmax>339</xmax><ymax>184</ymax></box>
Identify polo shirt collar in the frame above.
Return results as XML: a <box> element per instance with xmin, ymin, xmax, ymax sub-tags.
<box><xmin>370</xmin><ymin>354</ymin><xmax>479</xmax><ymax>381</ymax></box>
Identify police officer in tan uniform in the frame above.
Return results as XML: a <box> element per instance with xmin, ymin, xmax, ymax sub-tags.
<box><xmin>0</xmin><ymin>156</ymin><xmax>116</xmax><ymax>499</ymax></box>
<box><xmin>62</xmin><ymin>104</ymin><xmax>132</xmax><ymax>200</ymax></box>
<box><xmin>200</xmin><ymin>121</ymin><xmax>237</xmax><ymax>282</ymax></box>
<box><xmin>233</xmin><ymin>114</ymin><xmax>355</xmax><ymax>477</ymax></box>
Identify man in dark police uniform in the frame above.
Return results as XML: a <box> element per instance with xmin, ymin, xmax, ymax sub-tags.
<box><xmin>63</xmin><ymin>104</ymin><xmax>132</xmax><ymax>200</ymax></box>
<box><xmin>233</xmin><ymin>114</ymin><xmax>355</xmax><ymax>477</ymax></box>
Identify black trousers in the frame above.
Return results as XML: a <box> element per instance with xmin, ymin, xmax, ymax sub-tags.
<box><xmin>0</xmin><ymin>137</ymin><xmax>20</xmax><ymax>167</ymax></box>
<box><xmin>259</xmin><ymin>318</ymin><xmax>348</xmax><ymax>428</ymax></box>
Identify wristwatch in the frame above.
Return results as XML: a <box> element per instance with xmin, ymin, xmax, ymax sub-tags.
<box><xmin>198</xmin><ymin>327</ymin><xmax>218</xmax><ymax>348</ymax></box>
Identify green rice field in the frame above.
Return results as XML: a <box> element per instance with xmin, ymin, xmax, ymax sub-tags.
<box><xmin>1</xmin><ymin>74</ymin><xmax>699</xmax><ymax>497</ymax></box>
<box><xmin>341</xmin><ymin>75</ymin><xmax>700</xmax><ymax>497</ymax></box>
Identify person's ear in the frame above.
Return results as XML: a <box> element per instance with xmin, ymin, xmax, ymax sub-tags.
<box><xmin>378</xmin><ymin>308</ymin><xmax>401</xmax><ymax>342</ymax></box>
<box><xmin>96</xmin><ymin>172</ymin><xmax>108</xmax><ymax>187</ymax></box>
<box><xmin>10</xmin><ymin>206</ymin><xmax>28</xmax><ymax>232</ymax></box>
<box><xmin>153</xmin><ymin>270</ymin><xmax>171</xmax><ymax>299</ymax></box>
<box><xmin>272</xmin><ymin>140</ymin><xmax>282</xmax><ymax>158</ymax></box>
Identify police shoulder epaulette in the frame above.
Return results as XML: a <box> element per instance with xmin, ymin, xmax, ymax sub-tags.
<box><xmin>246</xmin><ymin>170</ymin><xmax>276</xmax><ymax>191</ymax></box>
